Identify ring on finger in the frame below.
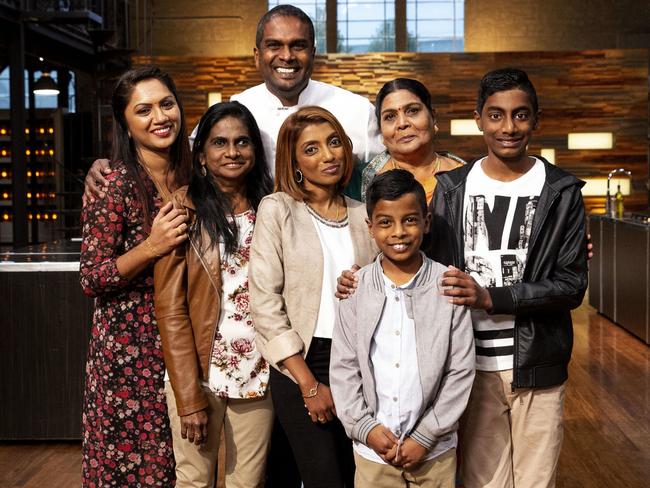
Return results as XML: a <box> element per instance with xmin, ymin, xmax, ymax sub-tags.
<box><xmin>176</xmin><ymin>227</ymin><xmax>183</xmax><ymax>236</ymax></box>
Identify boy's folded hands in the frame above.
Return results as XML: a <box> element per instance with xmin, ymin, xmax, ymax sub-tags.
<box><xmin>367</xmin><ymin>424</ymin><xmax>399</xmax><ymax>463</ymax></box>
<box><xmin>394</xmin><ymin>437</ymin><xmax>428</xmax><ymax>470</ymax></box>
<box><xmin>367</xmin><ymin>426</ymin><xmax>428</xmax><ymax>469</ymax></box>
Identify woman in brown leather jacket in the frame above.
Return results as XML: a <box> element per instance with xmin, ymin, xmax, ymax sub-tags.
<box><xmin>154</xmin><ymin>101</ymin><xmax>274</xmax><ymax>488</ymax></box>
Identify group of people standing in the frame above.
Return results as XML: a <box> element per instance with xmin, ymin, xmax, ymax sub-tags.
<box><xmin>79</xmin><ymin>4</ymin><xmax>588</xmax><ymax>488</ymax></box>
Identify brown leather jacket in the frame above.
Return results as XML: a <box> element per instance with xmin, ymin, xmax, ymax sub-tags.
<box><xmin>154</xmin><ymin>186</ymin><xmax>222</xmax><ymax>417</ymax></box>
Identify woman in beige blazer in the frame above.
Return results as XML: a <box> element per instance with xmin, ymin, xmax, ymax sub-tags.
<box><xmin>250</xmin><ymin>106</ymin><xmax>377</xmax><ymax>487</ymax></box>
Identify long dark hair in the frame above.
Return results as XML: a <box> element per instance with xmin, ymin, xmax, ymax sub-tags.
<box><xmin>111</xmin><ymin>66</ymin><xmax>191</xmax><ymax>228</ymax></box>
<box><xmin>188</xmin><ymin>101</ymin><xmax>273</xmax><ymax>254</ymax></box>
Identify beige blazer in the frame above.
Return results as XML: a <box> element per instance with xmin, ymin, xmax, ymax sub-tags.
<box><xmin>249</xmin><ymin>192</ymin><xmax>378</xmax><ymax>381</ymax></box>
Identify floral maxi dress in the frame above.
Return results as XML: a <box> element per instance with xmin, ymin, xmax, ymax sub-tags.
<box><xmin>79</xmin><ymin>161</ymin><xmax>175</xmax><ymax>487</ymax></box>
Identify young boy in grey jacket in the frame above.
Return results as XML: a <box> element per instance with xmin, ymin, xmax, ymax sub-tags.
<box><xmin>330</xmin><ymin>169</ymin><xmax>475</xmax><ymax>488</ymax></box>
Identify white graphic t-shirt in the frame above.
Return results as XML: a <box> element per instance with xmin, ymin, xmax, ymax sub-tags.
<box><xmin>462</xmin><ymin>157</ymin><xmax>545</xmax><ymax>371</ymax></box>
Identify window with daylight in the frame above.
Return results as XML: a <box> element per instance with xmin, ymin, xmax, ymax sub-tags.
<box><xmin>407</xmin><ymin>0</ymin><xmax>464</xmax><ymax>52</ymax></box>
<box><xmin>268</xmin><ymin>1</ymin><xmax>464</xmax><ymax>53</ymax></box>
<box><xmin>0</xmin><ymin>68</ymin><xmax>75</xmax><ymax>111</ymax></box>
<box><xmin>268</xmin><ymin>0</ymin><xmax>328</xmax><ymax>53</ymax></box>
<box><xmin>337</xmin><ymin>0</ymin><xmax>395</xmax><ymax>53</ymax></box>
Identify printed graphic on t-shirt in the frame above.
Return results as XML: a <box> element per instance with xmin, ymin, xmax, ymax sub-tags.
<box><xmin>464</xmin><ymin>194</ymin><xmax>538</xmax><ymax>288</ymax></box>
<box><xmin>462</xmin><ymin>158</ymin><xmax>545</xmax><ymax>372</ymax></box>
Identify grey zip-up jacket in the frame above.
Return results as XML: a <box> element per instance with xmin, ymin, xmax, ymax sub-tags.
<box><xmin>330</xmin><ymin>254</ymin><xmax>475</xmax><ymax>450</ymax></box>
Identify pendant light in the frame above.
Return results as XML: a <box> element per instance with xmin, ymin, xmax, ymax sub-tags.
<box><xmin>33</xmin><ymin>71</ymin><xmax>60</xmax><ymax>96</ymax></box>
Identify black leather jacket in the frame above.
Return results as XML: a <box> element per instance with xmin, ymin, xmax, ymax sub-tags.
<box><xmin>426</xmin><ymin>158</ymin><xmax>588</xmax><ymax>389</ymax></box>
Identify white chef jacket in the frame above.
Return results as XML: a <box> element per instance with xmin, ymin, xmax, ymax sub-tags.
<box><xmin>191</xmin><ymin>79</ymin><xmax>384</xmax><ymax>173</ymax></box>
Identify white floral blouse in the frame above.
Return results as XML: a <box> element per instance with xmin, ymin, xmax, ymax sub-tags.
<box><xmin>206</xmin><ymin>209</ymin><xmax>270</xmax><ymax>398</ymax></box>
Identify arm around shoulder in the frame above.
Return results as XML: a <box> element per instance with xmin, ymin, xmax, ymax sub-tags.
<box><xmin>79</xmin><ymin>171</ymin><xmax>137</xmax><ymax>297</ymax></box>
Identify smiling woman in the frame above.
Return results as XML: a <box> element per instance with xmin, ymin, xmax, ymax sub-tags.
<box><xmin>346</xmin><ymin>78</ymin><xmax>466</xmax><ymax>204</ymax></box>
<box><xmin>154</xmin><ymin>101</ymin><xmax>275</xmax><ymax>487</ymax></box>
<box><xmin>125</xmin><ymin>81</ymin><xmax>181</xmax><ymax>151</ymax></box>
<box><xmin>79</xmin><ymin>66</ymin><xmax>191</xmax><ymax>487</ymax></box>
<box><xmin>249</xmin><ymin>106</ymin><xmax>378</xmax><ymax>487</ymax></box>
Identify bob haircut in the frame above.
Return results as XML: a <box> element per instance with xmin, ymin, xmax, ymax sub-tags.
<box><xmin>374</xmin><ymin>78</ymin><xmax>435</xmax><ymax>130</ymax></box>
<box><xmin>274</xmin><ymin>106</ymin><xmax>354</xmax><ymax>201</ymax></box>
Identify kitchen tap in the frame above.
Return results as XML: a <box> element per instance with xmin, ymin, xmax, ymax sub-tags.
<box><xmin>606</xmin><ymin>168</ymin><xmax>631</xmax><ymax>217</ymax></box>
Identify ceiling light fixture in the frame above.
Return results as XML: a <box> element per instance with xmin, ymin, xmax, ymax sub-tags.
<box><xmin>33</xmin><ymin>71</ymin><xmax>60</xmax><ymax>96</ymax></box>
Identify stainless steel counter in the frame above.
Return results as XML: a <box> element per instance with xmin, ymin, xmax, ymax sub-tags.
<box><xmin>588</xmin><ymin>215</ymin><xmax>649</xmax><ymax>345</ymax></box>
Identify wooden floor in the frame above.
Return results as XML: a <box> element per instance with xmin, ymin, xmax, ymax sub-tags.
<box><xmin>1</xmin><ymin>301</ymin><xmax>648</xmax><ymax>488</ymax></box>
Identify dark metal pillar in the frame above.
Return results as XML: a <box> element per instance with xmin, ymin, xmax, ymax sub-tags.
<box><xmin>395</xmin><ymin>0</ymin><xmax>407</xmax><ymax>52</ymax></box>
<box><xmin>326</xmin><ymin>0</ymin><xmax>337</xmax><ymax>53</ymax></box>
<box><xmin>9</xmin><ymin>21</ymin><xmax>28</xmax><ymax>247</ymax></box>
<box><xmin>57</xmin><ymin>69</ymin><xmax>71</xmax><ymax>110</ymax></box>
<box><xmin>28</xmin><ymin>69</ymin><xmax>38</xmax><ymax>243</ymax></box>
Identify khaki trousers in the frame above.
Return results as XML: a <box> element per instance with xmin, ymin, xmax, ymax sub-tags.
<box><xmin>165</xmin><ymin>381</ymin><xmax>273</xmax><ymax>488</ymax></box>
<box><xmin>354</xmin><ymin>449</ymin><xmax>456</xmax><ymax>488</ymax></box>
<box><xmin>459</xmin><ymin>370</ymin><xmax>566</xmax><ymax>488</ymax></box>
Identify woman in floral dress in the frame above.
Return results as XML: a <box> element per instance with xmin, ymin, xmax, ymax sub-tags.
<box><xmin>80</xmin><ymin>66</ymin><xmax>191</xmax><ymax>487</ymax></box>
<box><xmin>154</xmin><ymin>101</ymin><xmax>274</xmax><ymax>487</ymax></box>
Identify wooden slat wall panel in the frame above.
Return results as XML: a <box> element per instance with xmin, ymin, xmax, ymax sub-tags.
<box><xmin>134</xmin><ymin>49</ymin><xmax>649</xmax><ymax>213</ymax></box>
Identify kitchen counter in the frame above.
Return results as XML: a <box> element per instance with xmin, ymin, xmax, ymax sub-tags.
<box><xmin>588</xmin><ymin>215</ymin><xmax>649</xmax><ymax>345</ymax></box>
<box><xmin>0</xmin><ymin>240</ymin><xmax>93</xmax><ymax>439</ymax></box>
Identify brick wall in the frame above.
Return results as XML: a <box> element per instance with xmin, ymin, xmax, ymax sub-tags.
<box><xmin>134</xmin><ymin>48</ymin><xmax>649</xmax><ymax>212</ymax></box>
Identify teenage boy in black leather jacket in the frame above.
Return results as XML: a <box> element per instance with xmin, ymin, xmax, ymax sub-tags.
<box><xmin>431</xmin><ymin>68</ymin><xmax>587</xmax><ymax>488</ymax></box>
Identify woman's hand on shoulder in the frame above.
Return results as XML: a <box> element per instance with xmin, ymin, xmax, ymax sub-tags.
<box><xmin>180</xmin><ymin>409</ymin><xmax>209</xmax><ymax>446</ymax></box>
<box><xmin>148</xmin><ymin>201</ymin><xmax>189</xmax><ymax>256</ymax></box>
<box><xmin>335</xmin><ymin>264</ymin><xmax>360</xmax><ymax>299</ymax></box>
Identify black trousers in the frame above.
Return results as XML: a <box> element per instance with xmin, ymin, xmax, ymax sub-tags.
<box><xmin>265</xmin><ymin>417</ymin><xmax>301</xmax><ymax>488</ymax></box>
<box><xmin>269</xmin><ymin>338</ymin><xmax>355</xmax><ymax>488</ymax></box>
